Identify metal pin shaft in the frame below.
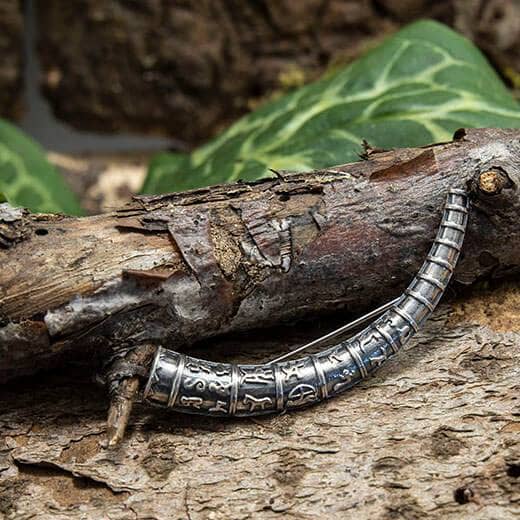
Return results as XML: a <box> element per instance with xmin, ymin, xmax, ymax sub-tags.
<box><xmin>269</xmin><ymin>297</ymin><xmax>400</xmax><ymax>363</ymax></box>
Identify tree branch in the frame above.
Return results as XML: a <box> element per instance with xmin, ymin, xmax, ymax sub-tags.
<box><xmin>1</xmin><ymin>128</ymin><xmax>519</xmax><ymax>382</ymax></box>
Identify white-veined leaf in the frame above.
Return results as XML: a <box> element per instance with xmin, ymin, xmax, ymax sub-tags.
<box><xmin>142</xmin><ymin>20</ymin><xmax>520</xmax><ymax>194</ymax></box>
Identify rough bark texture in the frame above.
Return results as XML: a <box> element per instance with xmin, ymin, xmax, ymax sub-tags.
<box><xmin>0</xmin><ymin>281</ymin><xmax>518</xmax><ymax>519</ymax></box>
<box><xmin>1</xmin><ymin>128</ymin><xmax>519</xmax><ymax>383</ymax></box>
<box><xmin>36</xmin><ymin>0</ymin><xmax>520</xmax><ymax>145</ymax></box>
<box><xmin>0</xmin><ymin>0</ymin><xmax>23</xmax><ymax>120</ymax></box>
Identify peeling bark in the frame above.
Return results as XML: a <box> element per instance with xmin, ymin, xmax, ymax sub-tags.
<box><xmin>1</xmin><ymin>129</ymin><xmax>519</xmax><ymax>383</ymax></box>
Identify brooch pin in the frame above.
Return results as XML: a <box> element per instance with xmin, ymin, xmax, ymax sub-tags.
<box><xmin>142</xmin><ymin>188</ymin><xmax>470</xmax><ymax>417</ymax></box>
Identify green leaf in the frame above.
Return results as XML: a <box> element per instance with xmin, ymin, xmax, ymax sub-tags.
<box><xmin>0</xmin><ymin>120</ymin><xmax>83</xmax><ymax>215</ymax></box>
<box><xmin>142</xmin><ymin>20</ymin><xmax>520</xmax><ymax>195</ymax></box>
<box><xmin>0</xmin><ymin>191</ymin><xmax>7</xmax><ymax>203</ymax></box>
<box><xmin>146</xmin><ymin>151</ymin><xmax>187</xmax><ymax>188</ymax></box>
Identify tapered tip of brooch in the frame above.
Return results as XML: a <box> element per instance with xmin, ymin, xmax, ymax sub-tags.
<box><xmin>103</xmin><ymin>344</ymin><xmax>156</xmax><ymax>447</ymax></box>
<box><xmin>106</xmin><ymin>376</ymin><xmax>140</xmax><ymax>447</ymax></box>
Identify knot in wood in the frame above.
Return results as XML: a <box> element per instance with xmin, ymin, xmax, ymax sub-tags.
<box><xmin>478</xmin><ymin>170</ymin><xmax>507</xmax><ymax>196</ymax></box>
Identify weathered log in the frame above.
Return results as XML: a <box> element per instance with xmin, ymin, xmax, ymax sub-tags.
<box><xmin>1</xmin><ymin>128</ymin><xmax>519</xmax><ymax>383</ymax></box>
<box><xmin>0</xmin><ymin>129</ymin><xmax>519</xmax><ymax>518</ymax></box>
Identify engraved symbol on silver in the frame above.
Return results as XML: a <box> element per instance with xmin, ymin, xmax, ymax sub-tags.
<box><xmin>358</xmin><ymin>332</ymin><xmax>383</xmax><ymax>358</ymax></box>
<box><xmin>287</xmin><ymin>384</ymin><xmax>318</xmax><ymax>407</ymax></box>
<box><xmin>382</xmin><ymin>314</ymin><xmax>411</xmax><ymax>341</ymax></box>
<box><xmin>243</xmin><ymin>394</ymin><xmax>273</xmax><ymax>412</ymax></box>
<box><xmin>368</xmin><ymin>353</ymin><xmax>386</xmax><ymax>368</ymax></box>
<box><xmin>185</xmin><ymin>362</ymin><xmax>211</xmax><ymax>375</ymax></box>
<box><xmin>180</xmin><ymin>396</ymin><xmax>203</xmax><ymax>409</ymax></box>
<box><xmin>332</xmin><ymin>368</ymin><xmax>356</xmax><ymax>392</ymax></box>
<box><xmin>214</xmin><ymin>367</ymin><xmax>231</xmax><ymax>377</ymax></box>
<box><xmin>209</xmin><ymin>400</ymin><xmax>228</xmax><ymax>413</ymax></box>
<box><xmin>239</xmin><ymin>367</ymin><xmax>274</xmax><ymax>385</ymax></box>
<box><xmin>281</xmin><ymin>360</ymin><xmax>306</xmax><ymax>382</ymax></box>
<box><xmin>183</xmin><ymin>377</ymin><xmax>206</xmax><ymax>391</ymax></box>
<box><xmin>327</xmin><ymin>346</ymin><xmax>349</xmax><ymax>365</ymax></box>
<box><xmin>208</xmin><ymin>379</ymin><xmax>232</xmax><ymax>396</ymax></box>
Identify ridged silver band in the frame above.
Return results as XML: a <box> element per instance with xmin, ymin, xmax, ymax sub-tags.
<box><xmin>311</xmin><ymin>355</ymin><xmax>328</xmax><ymax>400</ymax></box>
<box><xmin>405</xmin><ymin>289</ymin><xmax>435</xmax><ymax>311</ymax></box>
<box><xmin>392</xmin><ymin>306</ymin><xmax>419</xmax><ymax>332</ymax></box>
<box><xmin>167</xmin><ymin>353</ymin><xmax>185</xmax><ymax>407</ymax></box>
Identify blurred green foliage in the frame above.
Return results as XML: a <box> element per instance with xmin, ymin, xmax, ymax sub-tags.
<box><xmin>0</xmin><ymin>119</ymin><xmax>82</xmax><ymax>214</ymax></box>
<box><xmin>143</xmin><ymin>20</ymin><xmax>520</xmax><ymax>195</ymax></box>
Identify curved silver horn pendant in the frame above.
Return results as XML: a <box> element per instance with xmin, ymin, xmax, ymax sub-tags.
<box><xmin>143</xmin><ymin>188</ymin><xmax>470</xmax><ymax>416</ymax></box>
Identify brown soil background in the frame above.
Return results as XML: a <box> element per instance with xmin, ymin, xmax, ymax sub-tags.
<box><xmin>3</xmin><ymin>1</ymin><xmax>520</xmax><ymax>145</ymax></box>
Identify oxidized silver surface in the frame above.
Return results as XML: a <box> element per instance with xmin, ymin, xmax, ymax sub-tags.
<box><xmin>143</xmin><ymin>188</ymin><xmax>470</xmax><ymax>416</ymax></box>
